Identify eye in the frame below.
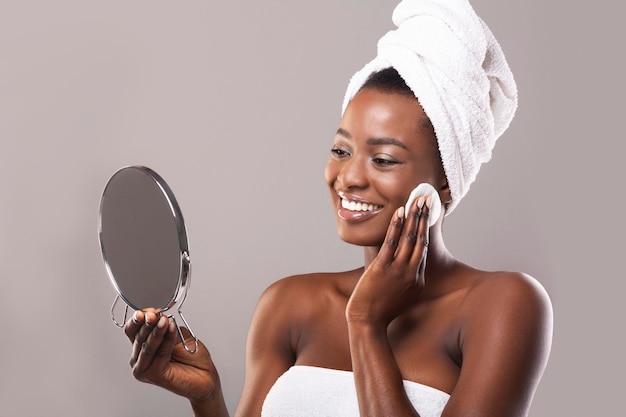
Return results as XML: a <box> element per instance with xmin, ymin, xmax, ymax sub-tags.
<box><xmin>372</xmin><ymin>157</ymin><xmax>400</xmax><ymax>166</ymax></box>
<box><xmin>330</xmin><ymin>147</ymin><xmax>350</xmax><ymax>158</ymax></box>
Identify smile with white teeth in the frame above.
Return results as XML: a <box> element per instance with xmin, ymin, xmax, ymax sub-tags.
<box><xmin>341</xmin><ymin>198</ymin><xmax>382</xmax><ymax>212</ymax></box>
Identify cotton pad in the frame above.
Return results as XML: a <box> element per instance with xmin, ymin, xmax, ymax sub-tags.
<box><xmin>404</xmin><ymin>183</ymin><xmax>442</xmax><ymax>227</ymax></box>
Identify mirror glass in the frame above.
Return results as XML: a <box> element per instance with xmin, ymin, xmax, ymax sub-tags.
<box><xmin>99</xmin><ymin>165</ymin><xmax>197</xmax><ymax>352</ymax></box>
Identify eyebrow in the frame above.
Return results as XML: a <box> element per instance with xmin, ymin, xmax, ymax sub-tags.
<box><xmin>336</xmin><ymin>128</ymin><xmax>410</xmax><ymax>151</ymax></box>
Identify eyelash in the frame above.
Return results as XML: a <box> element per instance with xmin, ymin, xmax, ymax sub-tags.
<box><xmin>330</xmin><ymin>148</ymin><xmax>350</xmax><ymax>158</ymax></box>
<box><xmin>331</xmin><ymin>148</ymin><xmax>400</xmax><ymax>167</ymax></box>
<box><xmin>372</xmin><ymin>157</ymin><xmax>399</xmax><ymax>166</ymax></box>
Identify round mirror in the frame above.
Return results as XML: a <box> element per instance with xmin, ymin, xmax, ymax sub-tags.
<box><xmin>98</xmin><ymin>165</ymin><xmax>197</xmax><ymax>353</ymax></box>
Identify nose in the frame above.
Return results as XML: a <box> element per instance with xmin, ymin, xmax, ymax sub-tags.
<box><xmin>337</xmin><ymin>155</ymin><xmax>368</xmax><ymax>190</ymax></box>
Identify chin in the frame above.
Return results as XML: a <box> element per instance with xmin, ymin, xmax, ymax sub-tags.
<box><xmin>336</xmin><ymin>227</ymin><xmax>385</xmax><ymax>248</ymax></box>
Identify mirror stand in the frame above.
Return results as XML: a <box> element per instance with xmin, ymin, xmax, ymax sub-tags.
<box><xmin>110</xmin><ymin>295</ymin><xmax>128</xmax><ymax>328</ymax></box>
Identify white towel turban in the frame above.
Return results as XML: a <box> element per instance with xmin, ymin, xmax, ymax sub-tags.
<box><xmin>342</xmin><ymin>0</ymin><xmax>517</xmax><ymax>214</ymax></box>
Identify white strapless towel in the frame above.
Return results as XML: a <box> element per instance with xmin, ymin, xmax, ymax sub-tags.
<box><xmin>262</xmin><ymin>366</ymin><xmax>450</xmax><ymax>417</ymax></box>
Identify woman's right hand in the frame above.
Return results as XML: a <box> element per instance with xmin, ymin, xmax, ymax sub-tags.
<box><xmin>124</xmin><ymin>310</ymin><xmax>220</xmax><ymax>405</ymax></box>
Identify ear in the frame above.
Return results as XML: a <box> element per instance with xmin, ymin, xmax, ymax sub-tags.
<box><xmin>438</xmin><ymin>182</ymin><xmax>453</xmax><ymax>215</ymax></box>
<box><xmin>439</xmin><ymin>181</ymin><xmax>452</xmax><ymax>205</ymax></box>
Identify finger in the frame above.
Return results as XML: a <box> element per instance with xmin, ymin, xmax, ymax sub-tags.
<box><xmin>124</xmin><ymin>310</ymin><xmax>145</xmax><ymax>343</ymax></box>
<box><xmin>377</xmin><ymin>206</ymin><xmax>405</xmax><ymax>264</ymax></box>
<box><xmin>129</xmin><ymin>310</ymin><xmax>160</xmax><ymax>367</ymax></box>
<box><xmin>132</xmin><ymin>314</ymin><xmax>171</xmax><ymax>378</ymax></box>
<box><xmin>146</xmin><ymin>318</ymin><xmax>178</xmax><ymax>373</ymax></box>
<box><xmin>125</xmin><ymin>308</ymin><xmax>160</xmax><ymax>339</ymax></box>
<box><xmin>416</xmin><ymin>250</ymin><xmax>427</xmax><ymax>287</ymax></box>
<box><xmin>410</xmin><ymin>197</ymin><xmax>431</xmax><ymax>277</ymax></box>
<box><xmin>395</xmin><ymin>195</ymin><xmax>424</xmax><ymax>261</ymax></box>
<box><xmin>415</xmin><ymin>197</ymin><xmax>430</xmax><ymax>249</ymax></box>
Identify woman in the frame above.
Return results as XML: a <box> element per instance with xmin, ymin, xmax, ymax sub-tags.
<box><xmin>125</xmin><ymin>1</ymin><xmax>553</xmax><ymax>416</ymax></box>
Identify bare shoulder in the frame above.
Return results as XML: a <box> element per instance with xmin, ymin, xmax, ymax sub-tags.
<box><xmin>459</xmin><ymin>270</ymin><xmax>553</xmax><ymax>349</ymax></box>
<box><xmin>240</xmin><ymin>271</ymin><xmax>360</xmax><ymax>416</ymax></box>
<box><xmin>464</xmin><ymin>271</ymin><xmax>552</xmax><ymax>316</ymax></box>
<box><xmin>441</xmin><ymin>271</ymin><xmax>554</xmax><ymax>416</ymax></box>
<box><xmin>261</xmin><ymin>270</ymin><xmax>355</xmax><ymax>299</ymax></box>
<box><xmin>255</xmin><ymin>269</ymin><xmax>360</xmax><ymax>321</ymax></box>
<box><xmin>246</xmin><ymin>271</ymin><xmax>353</xmax><ymax>360</ymax></box>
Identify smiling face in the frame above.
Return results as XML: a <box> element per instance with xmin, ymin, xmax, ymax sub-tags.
<box><xmin>325</xmin><ymin>88</ymin><xmax>447</xmax><ymax>247</ymax></box>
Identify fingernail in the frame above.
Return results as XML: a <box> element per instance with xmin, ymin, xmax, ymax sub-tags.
<box><xmin>157</xmin><ymin>315</ymin><xmax>167</xmax><ymax>329</ymax></box>
<box><xmin>397</xmin><ymin>206</ymin><xmax>405</xmax><ymax>218</ymax></box>
<box><xmin>132</xmin><ymin>311</ymin><xmax>140</xmax><ymax>324</ymax></box>
<box><xmin>169</xmin><ymin>320</ymin><xmax>176</xmax><ymax>333</ymax></box>
<box><xmin>417</xmin><ymin>196</ymin><xmax>425</xmax><ymax>209</ymax></box>
<box><xmin>426</xmin><ymin>195</ymin><xmax>433</xmax><ymax>209</ymax></box>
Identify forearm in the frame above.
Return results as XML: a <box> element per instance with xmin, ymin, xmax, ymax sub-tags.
<box><xmin>348</xmin><ymin>321</ymin><xmax>421</xmax><ymax>417</ymax></box>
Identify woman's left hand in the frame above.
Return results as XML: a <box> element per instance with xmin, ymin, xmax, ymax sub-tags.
<box><xmin>346</xmin><ymin>197</ymin><xmax>431</xmax><ymax>328</ymax></box>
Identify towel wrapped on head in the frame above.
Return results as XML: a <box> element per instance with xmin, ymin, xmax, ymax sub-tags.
<box><xmin>342</xmin><ymin>0</ymin><xmax>517</xmax><ymax>213</ymax></box>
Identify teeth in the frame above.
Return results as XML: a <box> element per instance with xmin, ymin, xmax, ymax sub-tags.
<box><xmin>341</xmin><ymin>198</ymin><xmax>382</xmax><ymax>212</ymax></box>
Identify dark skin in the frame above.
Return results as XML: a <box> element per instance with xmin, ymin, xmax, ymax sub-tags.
<box><xmin>125</xmin><ymin>88</ymin><xmax>553</xmax><ymax>417</ymax></box>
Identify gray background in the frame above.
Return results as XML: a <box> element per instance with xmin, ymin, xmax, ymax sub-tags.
<box><xmin>1</xmin><ymin>0</ymin><xmax>623</xmax><ymax>416</ymax></box>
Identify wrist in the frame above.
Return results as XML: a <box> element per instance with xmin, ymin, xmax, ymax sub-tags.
<box><xmin>190</xmin><ymin>385</ymin><xmax>229</xmax><ymax>417</ymax></box>
<box><xmin>190</xmin><ymin>399</ymin><xmax>229</xmax><ymax>417</ymax></box>
<box><xmin>346</xmin><ymin>303</ymin><xmax>391</xmax><ymax>330</ymax></box>
<box><xmin>347</xmin><ymin>319</ymin><xmax>388</xmax><ymax>338</ymax></box>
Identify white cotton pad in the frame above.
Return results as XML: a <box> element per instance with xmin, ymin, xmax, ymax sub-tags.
<box><xmin>404</xmin><ymin>183</ymin><xmax>442</xmax><ymax>227</ymax></box>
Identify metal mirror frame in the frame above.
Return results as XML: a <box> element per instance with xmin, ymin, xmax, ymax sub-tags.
<box><xmin>98</xmin><ymin>165</ymin><xmax>198</xmax><ymax>353</ymax></box>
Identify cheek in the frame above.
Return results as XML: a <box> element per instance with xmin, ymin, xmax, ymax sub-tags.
<box><xmin>373</xmin><ymin>174</ymin><xmax>417</xmax><ymax>206</ymax></box>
